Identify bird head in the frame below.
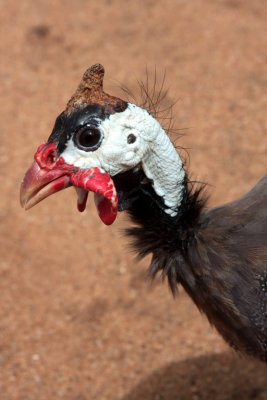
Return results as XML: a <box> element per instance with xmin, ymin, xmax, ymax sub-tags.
<box><xmin>20</xmin><ymin>64</ymin><xmax>185</xmax><ymax>225</ymax></box>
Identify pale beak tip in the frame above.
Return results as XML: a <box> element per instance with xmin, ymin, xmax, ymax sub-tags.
<box><xmin>20</xmin><ymin>183</ymin><xmax>28</xmax><ymax>209</ymax></box>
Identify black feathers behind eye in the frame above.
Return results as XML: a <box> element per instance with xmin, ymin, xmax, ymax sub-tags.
<box><xmin>74</xmin><ymin>125</ymin><xmax>103</xmax><ymax>151</ymax></box>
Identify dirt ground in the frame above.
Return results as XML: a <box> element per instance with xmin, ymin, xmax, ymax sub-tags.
<box><xmin>1</xmin><ymin>0</ymin><xmax>267</xmax><ymax>399</ymax></box>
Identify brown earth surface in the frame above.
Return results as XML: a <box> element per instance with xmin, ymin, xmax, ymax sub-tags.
<box><xmin>1</xmin><ymin>0</ymin><xmax>267</xmax><ymax>399</ymax></box>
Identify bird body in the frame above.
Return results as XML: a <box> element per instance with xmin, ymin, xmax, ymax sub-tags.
<box><xmin>195</xmin><ymin>176</ymin><xmax>267</xmax><ymax>361</ymax></box>
<box><xmin>20</xmin><ymin>64</ymin><xmax>267</xmax><ymax>362</ymax></box>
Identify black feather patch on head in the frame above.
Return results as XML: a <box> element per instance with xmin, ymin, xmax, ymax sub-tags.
<box><xmin>47</xmin><ymin>105</ymin><xmax>110</xmax><ymax>154</ymax></box>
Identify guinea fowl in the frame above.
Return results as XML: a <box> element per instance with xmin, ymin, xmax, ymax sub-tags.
<box><xmin>20</xmin><ymin>64</ymin><xmax>267</xmax><ymax>362</ymax></box>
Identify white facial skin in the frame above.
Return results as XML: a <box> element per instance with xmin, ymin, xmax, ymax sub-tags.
<box><xmin>61</xmin><ymin>103</ymin><xmax>185</xmax><ymax>216</ymax></box>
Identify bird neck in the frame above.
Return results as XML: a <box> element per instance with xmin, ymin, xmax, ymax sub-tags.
<box><xmin>141</xmin><ymin>124</ymin><xmax>186</xmax><ymax>217</ymax></box>
<box><xmin>125</xmin><ymin>169</ymin><xmax>207</xmax><ymax>292</ymax></box>
<box><xmin>112</xmin><ymin>124</ymin><xmax>206</xmax><ymax>292</ymax></box>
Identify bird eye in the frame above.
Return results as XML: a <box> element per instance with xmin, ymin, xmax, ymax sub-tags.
<box><xmin>74</xmin><ymin>125</ymin><xmax>102</xmax><ymax>151</ymax></box>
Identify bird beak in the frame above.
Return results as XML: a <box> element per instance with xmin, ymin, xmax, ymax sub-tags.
<box><xmin>20</xmin><ymin>143</ymin><xmax>118</xmax><ymax>225</ymax></box>
<box><xmin>20</xmin><ymin>159</ymin><xmax>71</xmax><ymax>210</ymax></box>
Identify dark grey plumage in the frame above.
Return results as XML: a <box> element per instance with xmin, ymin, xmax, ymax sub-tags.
<box><xmin>123</xmin><ymin>173</ymin><xmax>267</xmax><ymax>362</ymax></box>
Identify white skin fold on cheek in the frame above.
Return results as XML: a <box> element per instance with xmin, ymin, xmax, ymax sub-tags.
<box><xmin>98</xmin><ymin>109</ymin><xmax>148</xmax><ymax>175</ymax></box>
<box><xmin>61</xmin><ymin>104</ymin><xmax>152</xmax><ymax>173</ymax></box>
<box><xmin>60</xmin><ymin>140</ymin><xmax>103</xmax><ymax>169</ymax></box>
<box><xmin>99</xmin><ymin>146</ymin><xmax>144</xmax><ymax>176</ymax></box>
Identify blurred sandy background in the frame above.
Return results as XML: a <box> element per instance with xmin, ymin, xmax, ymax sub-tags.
<box><xmin>0</xmin><ymin>1</ymin><xmax>267</xmax><ymax>399</ymax></box>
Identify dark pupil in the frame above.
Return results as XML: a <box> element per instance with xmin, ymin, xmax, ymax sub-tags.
<box><xmin>75</xmin><ymin>126</ymin><xmax>101</xmax><ymax>151</ymax></box>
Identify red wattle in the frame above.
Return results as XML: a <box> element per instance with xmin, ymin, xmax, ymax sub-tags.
<box><xmin>94</xmin><ymin>193</ymin><xmax>117</xmax><ymax>225</ymax></box>
<box><xmin>70</xmin><ymin>168</ymin><xmax>118</xmax><ymax>225</ymax></box>
<box><xmin>75</xmin><ymin>188</ymin><xmax>89</xmax><ymax>212</ymax></box>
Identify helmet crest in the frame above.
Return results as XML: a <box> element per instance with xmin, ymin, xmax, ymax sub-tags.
<box><xmin>66</xmin><ymin>63</ymin><xmax>127</xmax><ymax>115</ymax></box>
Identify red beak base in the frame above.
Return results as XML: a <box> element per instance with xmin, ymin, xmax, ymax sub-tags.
<box><xmin>20</xmin><ymin>143</ymin><xmax>118</xmax><ymax>225</ymax></box>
